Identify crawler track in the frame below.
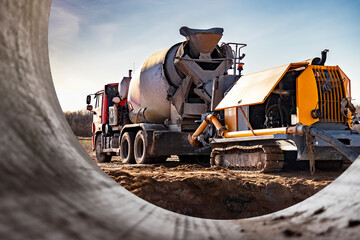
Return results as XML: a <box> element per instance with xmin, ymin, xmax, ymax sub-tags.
<box><xmin>211</xmin><ymin>145</ymin><xmax>284</xmax><ymax>172</ymax></box>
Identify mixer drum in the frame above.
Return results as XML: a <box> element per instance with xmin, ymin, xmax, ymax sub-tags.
<box><xmin>127</xmin><ymin>49</ymin><xmax>174</xmax><ymax>124</ymax></box>
<box><xmin>127</xmin><ymin>26</ymin><xmax>227</xmax><ymax>125</ymax></box>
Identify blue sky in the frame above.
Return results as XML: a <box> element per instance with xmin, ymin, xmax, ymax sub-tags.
<box><xmin>49</xmin><ymin>0</ymin><xmax>360</xmax><ymax>111</ymax></box>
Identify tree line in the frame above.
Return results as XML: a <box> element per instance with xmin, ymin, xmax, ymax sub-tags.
<box><xmin>64</xmin><ymin>110</ymin><xmax>92</xmax><ymax>137</ymax></box>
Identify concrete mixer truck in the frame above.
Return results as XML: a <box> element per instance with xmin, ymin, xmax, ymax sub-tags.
<box><xmin>86</xmin><ymin>27</ymin><xmax>245</xmax><ymax>163</ymax></box>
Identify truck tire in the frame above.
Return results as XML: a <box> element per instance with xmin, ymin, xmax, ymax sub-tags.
<box><xmin>120</xmin><ymin>132</ymin><xmax>135</xmax><ymax>164</ymax></box>
<box><xmin>134</xmin><ymin>130</ymin><xmax>152</xmax><ymax>164</ymax></box>
<box><xmin>95</xmin><ymin>136</ymin><xmax>112</xmax><ymax>163</ymax></box>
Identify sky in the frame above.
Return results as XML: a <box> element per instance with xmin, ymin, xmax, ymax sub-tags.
<box><xmin>48</xmin><ymin>0</ymin><xmax>360</xmax><ymax>112</ymax></box>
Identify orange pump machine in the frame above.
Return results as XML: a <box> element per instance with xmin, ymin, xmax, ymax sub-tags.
<box><xmin>190</xmin><ymin>51</ymin><xmax>360</xmax><ymax>173</ymax></box>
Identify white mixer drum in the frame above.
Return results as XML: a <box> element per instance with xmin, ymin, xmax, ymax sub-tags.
<box><xmin>127</xmin><ymin>49</ymin><xmax>172</xmax><ymax>124</ymax></box>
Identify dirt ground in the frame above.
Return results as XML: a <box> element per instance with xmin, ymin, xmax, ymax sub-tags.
<box><xmin>80</xmin><ymin>138</ymin><xmax>343</xmax><ymax>219</ymax></box>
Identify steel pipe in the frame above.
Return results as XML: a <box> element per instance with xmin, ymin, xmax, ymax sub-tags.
<box><xmin>1</xmin><ymin>1</ymin><xmax>360</xmax><ymax>239</ymax></box>
<box><xmin>223</xmin><ymin>127</ymin><xmax>287</xmax><ymax>138</ymax></box>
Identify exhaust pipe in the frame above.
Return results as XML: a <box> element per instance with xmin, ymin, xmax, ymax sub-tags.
<box><xmin>311</xmin><ymin>49</ymin><xmax>329</xmax><ymax>66</ymax></box>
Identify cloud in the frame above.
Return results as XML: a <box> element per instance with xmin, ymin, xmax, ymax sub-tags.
<box><xmin>88</xmin><ymin>23</ymin><xmax>119</xmax><ymax>47</ymax></box>
<box><xmin>49</xmin><ymin>6</ymin><xmax>80</xmax><ymax>55</ymax></box>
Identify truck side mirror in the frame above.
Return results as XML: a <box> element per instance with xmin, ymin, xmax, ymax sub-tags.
<box><xmin>86</xmin><ymin>95</ymin><xmax>91</xmax><ymax>104</ymax></box>
<box><xmin>87</xmin><ymin>105</ymin><xmax>93</xmax><ymax>111</ymax></box>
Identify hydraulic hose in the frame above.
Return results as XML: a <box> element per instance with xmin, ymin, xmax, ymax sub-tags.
<box><xmin>189</xmin><ymin>114</ymin><xmax>226</xmax><ymax>147</ymax></box>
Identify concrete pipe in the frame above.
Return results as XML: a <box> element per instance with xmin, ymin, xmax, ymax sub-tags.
<box><xmin>0</xmin><ymin>1</ymin><xmax>359</xmax><ymax>239</ymax></box>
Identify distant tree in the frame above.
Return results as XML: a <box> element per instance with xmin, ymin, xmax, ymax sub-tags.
<box><xmin>64</xmin><ymin>110</ymin><xmax>92</xmax><ymax>137</ymax></box>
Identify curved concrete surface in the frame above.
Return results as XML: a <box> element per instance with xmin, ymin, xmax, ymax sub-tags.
<box><xmin>0</xmin><ymin>1</ymin><xmax>359</xmax><ymax>239</ymax></box>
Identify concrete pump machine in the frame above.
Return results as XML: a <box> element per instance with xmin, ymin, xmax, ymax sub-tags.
<box><xmin>86</xmin><ymin>27</ymin><xmax>360</xmax><ymax>173</ymax></box>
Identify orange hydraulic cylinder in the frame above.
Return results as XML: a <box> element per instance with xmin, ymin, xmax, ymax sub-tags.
<box><xmin>189</xmin><ymin>114</ymin><xmax>222</xmax><ymax>146</ymax></box>
<box><xmin>206</xmin><ymin>115</ymin><xmax>223</xmax><ymax>131</ymax></box>
<box><xmin>190</xmin><ymin>114</ymin><xmax>223</xmax><ymax>140</ymax></box>
<box><xmin>192</xmin><ymin>120</ymin><xmax>209</xmax><ymax>139</ymax></box>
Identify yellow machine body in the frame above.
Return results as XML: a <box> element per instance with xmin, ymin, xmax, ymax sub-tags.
<box><xmin>297</xmin><ymin>65</ymin><xmax>351</xmax><ymax>126</ymax></box>
<box><xmin>188</xmin><ymin>56</ymin><xmax>359</xmax><ymax>171</ymax></box>
<box><xmin>188</xmin><ymin>48</ymin><xmax>358</xmax><ymax>171</ymax></box>
<box><xmin>217</xmin><ymin>63</ymin><xmax>351</xmax><ymax>134</ymax></box>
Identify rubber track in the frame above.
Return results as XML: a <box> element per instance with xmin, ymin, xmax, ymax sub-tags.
<box><xmin>211</xmin><ymin>145</ymin><xmax>284</xmax><ymax>173</ymax></box>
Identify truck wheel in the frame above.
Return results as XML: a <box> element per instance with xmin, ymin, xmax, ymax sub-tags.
<box><xmin>120</xmin><ymin>132</ymin><xmax>135</xmax><ymax>164</ymax></box>
<box><xmin>95</xmin><ymin>136</ymin><xmax>112</xmax><ymax>163</ymax></box>
<box><xmin>134</xmin><ymin>130</ymin><xmax>152</xmax><ymax>164</ymax></box>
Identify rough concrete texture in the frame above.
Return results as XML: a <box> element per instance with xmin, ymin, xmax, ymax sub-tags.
<box><xmin>0</xmin><ymin>0</ymin><xmax>359</xmax><ymax>239</ymax></box>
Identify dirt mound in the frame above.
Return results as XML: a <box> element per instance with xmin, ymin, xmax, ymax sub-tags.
<box><xmin>80</xmin><ymin>139</ymin><xmax>341</xmax><ymax>219</ymax></box>
<box><xmin>101</xmin><ymin>162</ymin><xmax>340</xmax><ymax>219</ymax></box>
